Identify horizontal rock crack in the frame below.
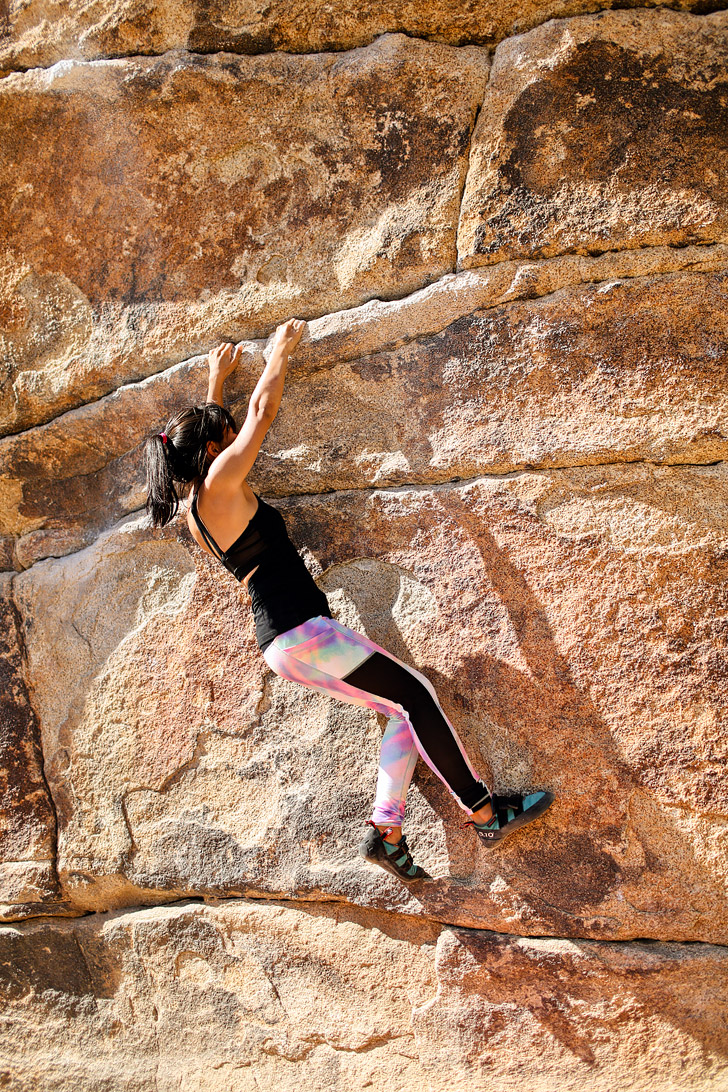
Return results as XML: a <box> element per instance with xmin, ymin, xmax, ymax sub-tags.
<box><xmin>4</xmin><ymin>892</ymin><xmax>727</xmax><ymax>949</ymax></box>
<box><xmin>1</xmin><ymin>4</ymin><xmax>727</xmax><ymax>79</ymax></box>
<box><xmin>4</xmin><ymin>455</ymin><xmax>725</xmax><ymax>575</ymax></box>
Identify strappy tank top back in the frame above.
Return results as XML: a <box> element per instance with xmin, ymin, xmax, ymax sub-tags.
<box><xmin>190</xmin><ymin>490</ymin><xmax>331</xmax><ymax>652</ymax></box>
<box><xmin>190</xmin><ymin>490</ymin><xmax>268</xmax><ymax>582</ymax></box>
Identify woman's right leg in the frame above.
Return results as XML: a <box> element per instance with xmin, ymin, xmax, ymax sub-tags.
<box><xmin>262</xmin><ymin>616</ymin><xmax>491</xmax><ymax>825</ymax></box>
<box><xmin>337</xmin><ymin>640</ymin><xmax>493</xmax><ymax>816</ymax></box>
<box><xmin>264</xmin><ymin>616</ymin><xmax>554</xmax><ymax>868</ymax></box>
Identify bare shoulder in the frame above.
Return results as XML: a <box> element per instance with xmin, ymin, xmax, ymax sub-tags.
<box><xmin>186</xmin><ymin>477</ymin><xmax>258</xmax><ymax>555</ymax></box>
<box><xmin>197</xmin><ymin>473</ymin><xmax>256</xmax><ymax>510</ymax></box>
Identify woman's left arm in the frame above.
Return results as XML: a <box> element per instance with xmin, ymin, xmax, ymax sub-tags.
<box><xmin>206</xmin><ymin>342</ymin><xmax>241</xmax><ymax>406</ymax></box>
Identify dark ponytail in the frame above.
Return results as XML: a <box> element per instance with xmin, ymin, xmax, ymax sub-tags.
<box><xmin>144</xmin><ymin>403</ymin><xmax>238</xmax><ymax>528</ymax></box>
<box><xmin>145</xmin><ymin>433</ymin><xmax>178</xmax><ymax>527</ymax></box>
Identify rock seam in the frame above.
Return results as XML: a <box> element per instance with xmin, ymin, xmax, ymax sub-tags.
<box><xmin>1</xmin><ymin>4</ymin><xmax>727</xmax><ymax>78</ymax></box>
<box><xmin>4</xmin><ymin>455</ymin><xmax>725</xmax><ymax>577</ymax></box>
<box><xmin>8</xmin><ymin>891</ymin><xmax>728</xmax><ymax>952</ymax></box>
<box><xmin>5</xmin><ymin>590</ymin><xmax>62</xmax><ymax>894</ymax></box>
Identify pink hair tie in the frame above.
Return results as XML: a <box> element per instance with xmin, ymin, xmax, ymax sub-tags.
<box><xmin>159</xmin><ymin>432</ymin><xmax>168</xmax><ymax>443</ymax></box>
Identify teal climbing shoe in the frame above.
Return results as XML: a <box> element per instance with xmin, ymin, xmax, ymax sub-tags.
<box><xmin>359</xmin><ymin>821</ymin><xmax>431</xmax><ymax>881</ymax></box>
<box><xmin>465</xmin><ymin>790</ymin><xmax>555</xmax><ymax>849</ymax></box>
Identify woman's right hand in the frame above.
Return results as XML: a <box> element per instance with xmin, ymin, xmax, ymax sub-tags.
<box><xmin>272</xmin><ymin>318</ymin><xmax>306</xmax><ymax>355</ymax></box>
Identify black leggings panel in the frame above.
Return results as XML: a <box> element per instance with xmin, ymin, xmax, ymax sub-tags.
<box><xmin>342</xmin><ymin>651</ymin><xmax>490</xmax><ymax>812</ymax></box>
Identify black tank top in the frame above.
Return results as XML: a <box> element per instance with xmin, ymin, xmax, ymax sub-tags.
<box><xmin>190</xmin><ymin>490</ymin><xmax>331</xmax><ymax>652</ymax></box>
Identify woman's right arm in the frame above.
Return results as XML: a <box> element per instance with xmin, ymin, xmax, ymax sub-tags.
<box><xmin>249</xmin><ymin>318</ymin><xmax>305</xmax><ymax>420</ymax></box>
<box><xmin>208</xmin><ymin>318</ymin><xmax>306</xmax><ymax>490</ymax></box>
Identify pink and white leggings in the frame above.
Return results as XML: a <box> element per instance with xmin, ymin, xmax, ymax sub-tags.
<box><xmin>263</xmin><ymin>615</ymin><xmax>490</xmax><ymax>826</ymax></box>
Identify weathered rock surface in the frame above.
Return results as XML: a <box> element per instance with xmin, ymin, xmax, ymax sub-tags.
<box><xmin>459</xmin><ymin>10</ymin><xmax>728</xmax><ymax>267</ymax></box>
<box><xmin>2</xmin><ymin>1</ymin><xmax>727</xmax><ymax>1086</ymax></box>
<box><xmin>1</xmin><ymin>900</ymin><xmax>726</xmax><ymax>1092</ymax></box>
<box><xmin>414</xmin><ymin>927</ymin><xmax>728</xmax><ymax>1090</ymax></box>
<box><xmin>0</xmin><ymin>574</ymin><xmax>60</xmax><ymax>917</ymax></box>
<box><xmin>2</xmin><ymin>256</ymin><xmax>726</xmax><ymax>569</ymax></box>
<box><xmin>0</xmin><ymin>36</ymin><xmax>487</xmax><ymax>436</ymax></box>
<box><xmin>12</xmin><ymin>467</ymin><xmax>728</xmax><ymax>940</ymax></box>
<box><xmin>258</xmin><ymin>266</ymin><xmax>728</xmax><ymax>491</ymax></box>
<box><xmin>0</xmin><ymin>900</ymin><xmax>438</xmax><ymax>1091</ymax></box>
<box><xmin>1</xmin><ymin>0</ymin><xmax>723</xmax><ymax>75</ymax></box>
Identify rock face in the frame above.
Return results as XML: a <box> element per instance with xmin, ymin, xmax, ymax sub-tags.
<box><xmin>2</xmin><ymin>3</ymin><xmax>727</xmax><ymax>1090</ymax></box>
<box><xmin>2</xmin><ymin>251</ymin><xmax>727</xmax><ymax>569</ymax></box>
<box><xmin>0</xmin><ymin>36</ymin><xmax>488</xmax><ymax>435</ymax></box>
<box><xmin>458</xmin><ymin>10</ymin><xmax>728</xmax><ymax>266</ymax></box>
<box><xmin>11</xmin><ymin>467</ymin><xmax>728</xmax><ymax>944</ymax></box>
<box><xmin>1</xmin><ymin>901</ymin><xmax>727</xmax><ymax>1092</ymax></box>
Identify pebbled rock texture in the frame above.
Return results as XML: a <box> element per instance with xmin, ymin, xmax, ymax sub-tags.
<box><xmin>0</xmin><ymin>900</ymin><xmax>726</xmax><ymax>1092</ymax></box>
<box><xmin>458</xmin><ymin>10</ymin><xmax>728</xmax><ymax>267</ymax></box>
<box><xmin>0</xmin><ymin>36</ymin><xmax>488</xmax><ymax>436</ymax></box>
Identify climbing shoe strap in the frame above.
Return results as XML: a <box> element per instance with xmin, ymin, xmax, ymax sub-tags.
<box><xmin>384</xmin><ymin>834</ymin><xmax>414</xmax><ymax>869</ymax></box>
<box><xmin>462</xmin><ymin>792</ymin><xmax>523</xmax><ymax>832</ymax></box>
<box><xmin>368</xmin><ymin>821</ymin><xmax>420</xmax><ymax>877</ymax></box>
<box><xmin>490</xmin><ymin>792</ymin><xmax>524</xmax><ymax>828</ymax></box>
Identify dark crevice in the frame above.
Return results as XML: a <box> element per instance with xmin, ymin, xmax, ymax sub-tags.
<box><xmin>455</xmin><ymin>94</ymin><xmax>485</xmax><ymax>260</ymax></box>
<box><xmin>1</xmin><ymin>455</ymin><xmax>724</xmax><ymax>577</ymax></box>
<box><xmin>0</xmin><ymin>36</ymin><xmax>457</xmax><ymax>80</ymax></box>
<box><xmin>7</xmin><ymin>576</ymin><xmax>63</xmax><ymax>900</ymax></box>
<box><xmin>2</xmin><ymin>31</ymin><xmax>475</xmax><ymax>81</ymax></box>
<box><xmin>3</xmin><ymin>890</ymin><xmax>727</xmax><ymax>950</ymax></box>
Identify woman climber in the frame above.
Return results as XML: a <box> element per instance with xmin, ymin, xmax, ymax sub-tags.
<box><xmin>144</xmin><ymin>320</ymin><xmax>554</xmax><ymax>881</ymax></box>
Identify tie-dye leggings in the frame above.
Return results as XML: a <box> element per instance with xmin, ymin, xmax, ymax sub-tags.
<box><xmin>262</xmin><ymin>614</ymin><xmax>491</xmax><ymax>826</ymax></box>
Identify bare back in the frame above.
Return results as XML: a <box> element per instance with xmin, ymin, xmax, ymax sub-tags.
<box><xmin>187</xmin><ymin>478</ymin><xmax>261</xmax><ymax>586</ymax></box>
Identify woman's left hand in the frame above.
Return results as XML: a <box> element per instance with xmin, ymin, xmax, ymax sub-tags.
<box><xmin>207</xmin><ymin>341</ymin><xmax>243</xmax><ymax>381</ymax></box>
